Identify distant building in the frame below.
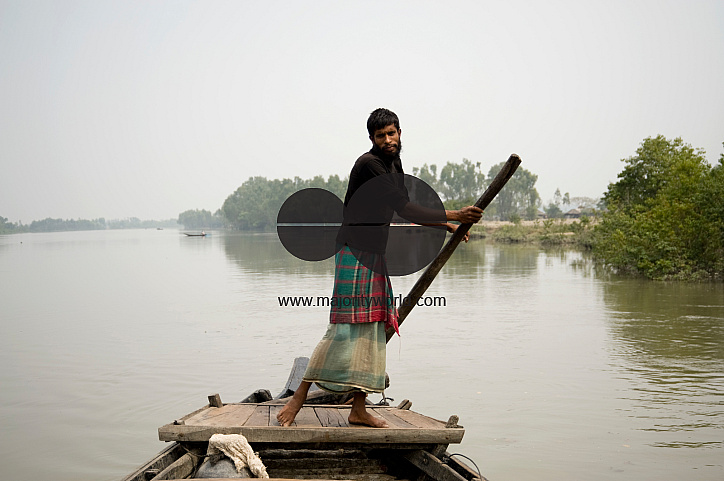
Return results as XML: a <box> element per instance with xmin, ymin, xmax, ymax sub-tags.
<box><xmin>564</xmin><ymin>209</ymin><xmax>582</xmax><ymax>219</ymax></box>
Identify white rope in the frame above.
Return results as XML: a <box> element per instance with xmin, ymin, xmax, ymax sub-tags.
<box><xmin>207</xmin><ymin>433</ymin><xmax>269</xmax><ymax>478</ymax></box>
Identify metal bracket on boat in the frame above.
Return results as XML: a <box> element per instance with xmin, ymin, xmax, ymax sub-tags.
<box><xmin>376</xmin><ymin>390</ymin><xmax>394</xmax><ymax>406</ymax></box>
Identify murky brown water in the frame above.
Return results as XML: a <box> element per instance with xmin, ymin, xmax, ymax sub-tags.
<box><xmin>1</xmin><ymin>229</ymin><xmax>722</xmax><ymax>480</ymax></box>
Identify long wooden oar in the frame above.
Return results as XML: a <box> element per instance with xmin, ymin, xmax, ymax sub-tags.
<box><xmin>386</xmin><ymin>154</ymin><xmax>522</xmax><ymax>342</ymax></box>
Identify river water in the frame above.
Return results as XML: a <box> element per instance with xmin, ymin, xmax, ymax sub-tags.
<box><xmin>0</xmin><ymin>229</ymin><xmax>722</xmax><ymax>480</ymax></box>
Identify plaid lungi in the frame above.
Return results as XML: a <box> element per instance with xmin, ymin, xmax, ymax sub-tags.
<box><xmin>303</xmin><ymin>322</ymin><xmax>387</xmax><ymax>393</ymax></box>
<box><xmin>303</xmin><ymin>246</ymin><xmax>398</xmax><ymax>393</ymax></box>
<box><xmin>329</xmin><ymin>245</ymin><xmax>398</xmax><ymax>331</ymax></box>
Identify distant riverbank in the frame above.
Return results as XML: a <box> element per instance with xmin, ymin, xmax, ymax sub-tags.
<box><xmin>470</xmin><ymin>218</ymin><xmax>595</xmax><ymax>247</ymax></box>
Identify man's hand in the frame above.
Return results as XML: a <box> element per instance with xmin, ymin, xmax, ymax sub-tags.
<box><xmin>447</xmin><ymin>206</ymin><xmax>483</xmax><ymax>224</ymax></box>
<box><xmin>446</xmin><ymin>223</ymin><xmax>471</xmax><ymax>242</ymax></box>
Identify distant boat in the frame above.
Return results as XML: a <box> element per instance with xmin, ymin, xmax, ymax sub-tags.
<box><xmin>157</xmin><ymin>227</ymin><xmax>163</xmax><ymax>230</ymax></box>
<box><xmin>184</xmin><ymin>231</ymin><xmax>207</xmax><ymax>237</ymax></box>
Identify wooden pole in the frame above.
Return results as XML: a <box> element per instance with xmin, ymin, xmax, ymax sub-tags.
<box><xmin>386</xmin><ymin>154</ymin><xmax>522</xmax><ymax>342</ymax></box>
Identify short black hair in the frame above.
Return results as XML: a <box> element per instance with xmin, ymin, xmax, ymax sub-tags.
<box><xmin>367</xmin><ymin>108</ymin><xmax>400</xmax><ymax>136</ymax></box>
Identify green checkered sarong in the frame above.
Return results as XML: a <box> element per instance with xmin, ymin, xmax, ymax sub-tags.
<box><xmin>303</xmin><ymin>322</ymin><xmax>387</xmax><ymax>393</ymax></box>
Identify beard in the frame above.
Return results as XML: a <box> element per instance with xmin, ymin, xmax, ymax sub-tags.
<box><xmin>371</xmin><ymin>138</ymin><xmax>403</xmax><ymax>162</ymax></box>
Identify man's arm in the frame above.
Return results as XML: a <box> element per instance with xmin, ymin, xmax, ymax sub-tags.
<box><xmin>397</xmin><ymin>203</ymin><xmax>483</xmax><ymax>242</ymax></box>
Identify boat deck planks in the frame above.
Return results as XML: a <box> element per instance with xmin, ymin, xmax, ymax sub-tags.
<box><xmin>372</xmin><ymin>408</ymin><xmax>418</xmax><ymax>429</ymax></box>
<box><xmin>185</xmin><ymin>403</ymin><xmax>256</xmax><ymax>427</ymax></box>
<box><xmin>159</xmin><ymin>403</ymin><xmax>465</xmax><ymax>444</ymax></box>
<box><xmin>290</xmin><ymin>406</ymin><xmax>323</xmax><ymax>427</ymax></box>
<box><xmin>315</xmin><ymin>405</ymin><xmax>349</xmax><ymax>428</ymax></box>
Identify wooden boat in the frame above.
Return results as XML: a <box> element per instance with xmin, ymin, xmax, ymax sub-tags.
<box><xmin>121</xmin><ymin>357</ymin><xmax>487</xmax><ymax>481</ymax></box>
<box><xmin>184</xmin><ymin>232</ymin><xmax>207</xmax><ymax>237</ymax></box>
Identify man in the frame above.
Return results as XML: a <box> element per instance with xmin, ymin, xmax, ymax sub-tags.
<box><xmin>277</xmin><ymin>108</ymin><xmax>483</xmax><ymax>428</ymax></box>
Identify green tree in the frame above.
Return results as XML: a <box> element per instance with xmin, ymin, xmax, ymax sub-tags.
<box><xmin>594</xmin><ymin>136</ymin><xmax>722</xmax><ymax>280</ymax></box>
<box><xmin>437</xmin><ymin>158</ymin><xmax>487</xmax><ymax>205</ymax></box>
<box><xmin>221</xmin><ymin>174</ymin><xmax>350</xmax><ymax>230</ymax></box>
<box><xmin>412</xmin><ymin>164</ymin><xmax>439</xmax><ymax>192</ymax></box>
<box><xmin>0</xmin><ymin>216</ymin><xmax>19</xmax><ymax>234</ymax></box>
<box><xmin>487</xmin><ymin>163</ymin><xmax>540</xmax><ymax>221</ymax></box>
<box><xmin>222</xmin><ymin>177</ymin><xmax>291</xmax><ymax>230</ymax></box>
<box><xmin>544</xmin><ymin>203</ymin><xmax>562</xmax><ymax>219</ymax></box>
<box><xmin>602</xmin><ymin>135</ymin><xmax>708</xmax><ymax>209</ymax></box>
<box><xmin>545</xmin><ymin>188</ymin><xmax>564</xmax><ymax>218</ymax></box>
<box><xmin>325</xmin><ymin>174</ymin><xmax>347</xmax><ymax>200</ymax></box>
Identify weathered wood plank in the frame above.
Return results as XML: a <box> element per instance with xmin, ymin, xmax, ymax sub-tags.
<box><xmin>120</xmin><ymin>442</ymin><xmax>185</xmax><ymax>481</ymax></box>
<box><xmin>206</xmin><ymin>404</ymin><xmax>257</xmax><ymax>427</ymax></box>
<box><xmin>389</xmin><ymin>408</ymin><xmax>446</xmax><ymax>429</ymax></box>
<box><xmin>224</xmin><ymin>404</ymin><xmax>259</xmax><ymax>426</ymax></box>
<box><xmin>149</xmin><ymin>452</ymin><xmax>196</xmax><ymax>480</ymax></box>
<box><xmin>185</xmin><ymin>403</ymin><xmax>256</xmax><ymax>427</ymax></box>
<box><xmin>255</xmin><ymin>446</ymin><xmax>367</xmax><ymax>462</ymax></box>
<box><xmin>208</xmin><ymin>393</ymin><xmax>223</xmax><ymax>408</ymax></box>
<box><xmin>264</xmin><ymin>456</ymin><xmax>383</xmax><ymax>470</ymax></box>
<box><xmin>292</xmin><ymin>406</ymin><xmax>323</xmax><ymax>427</ymax></box>
<box><xmin>445</xmin><ymin>453</ymin><xmax>486</xmax><ymax>481</ymax></box>
<box><xmin>370</xmin><ymin>408</ymin><xmax>417</xmax><ymax>429</ymax></box>
<box><xmin>269</xmin><ymin>404</ymin><xmax>283</xmax><ymax>427</ymax></box>
<box><xmin>404</xmin><ymin>450</ymin><xmax>468</xmax><ymax>481</ymax></box>
<box><xmin>158</xmin><ymin>425</ymin><xmax>464</xmax><ymax>444</ymax></box>
<box><xmin>169</xmin><ymin>403</ymin><xmax>212</xmax><ymax>426</ymax></box>
<box><xmin>270</xmin><ymin>467</ymin><xmax>386</xmax><ymax>477</ymax></box>
<box><xmin>253</xmin><ymin>441</ymin><xmax>437</xmax><ymax>451</ymax></box>
<box><xmin>244</xmin><ymin>405</ymin><xmax>271</xmax><ymax>427</ymax></box>
<box><xmin>315</xmin><ymin>406</ymin><xmax>349</xmax><ymax>427</ymax></box>
<box><xmin>163</xmin><ymin>479</ymin><xmax>372</xmax><ymax>481</ymax></box>
<box><xmin>257</xmin><ymin>448</ymin><xmax>366</xmax><ymax>459</ymax></box>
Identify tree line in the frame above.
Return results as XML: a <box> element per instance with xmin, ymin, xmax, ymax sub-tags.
<box><xmin>0</xmin><ymin>216</ymin><xmax>177</xmax><ymax>234</ymax></box>
<box><xmin>412</xmin><ymin>159</ymin><xmax>541</xmax><ymax>221</ymax></box>
<box><xmin>204</xmin><ymin>160</ymin><xmax>544</xmax><ymax>232</ymax></box>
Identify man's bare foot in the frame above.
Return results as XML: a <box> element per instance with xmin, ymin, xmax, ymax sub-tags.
<box><xmin>347</xmin><ymin>391</ymin><xmax>388</xmax><ymax>428</ymax></box>
<box><xmin>276</xmin><ymin>396</ymin><xmax>303</xmax><ymax>426</ymax></box>
<box><xmin>348</xmin><ymin>409</ymin><xmax>389</xmax><ymax>428</ymax></box>
<box><xmin>276</xmin><ymin>381</ymin><xmax>312</xmax><ymax>427</ymax></box>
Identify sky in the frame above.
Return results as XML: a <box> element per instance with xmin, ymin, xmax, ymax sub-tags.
<box><xmin>1</xmin><ymin>0</ymin><xmax>723</xmax><ymax>222</ymax></box>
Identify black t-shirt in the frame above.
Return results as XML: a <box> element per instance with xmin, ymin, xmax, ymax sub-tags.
<box><xmin>337</xmin><ymin>150</ymin><xmax>410</xmax><ymax>254</ymax></box>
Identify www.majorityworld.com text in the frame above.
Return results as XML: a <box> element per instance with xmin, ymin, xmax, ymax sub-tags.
<box><xmin>277</xmin><ymin>295</ymin><xmax>446</xmax><ymax>308</ymax></box>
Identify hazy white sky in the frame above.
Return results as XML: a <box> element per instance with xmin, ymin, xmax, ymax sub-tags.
<box><xmin>1</xmin><ymin>0</ymin><xmax>723</xmax><ymax>222</ymax></box>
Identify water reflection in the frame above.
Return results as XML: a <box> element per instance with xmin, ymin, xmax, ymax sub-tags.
<box><xmin>603</xmin><ymin>279</ymin><xmax>724</xmax><ymax>450</ymax></box>
<box><xmin>604</xmin><ymin>280</ymin><xmax>724</xmax><ymax>361</ymax></box>
<box><xmin>429</xmin><ymin>240</ymin><xmax>542</xmax><ymax>280</ymax></box>
<box><xmin>221</xmin><ymin>231</ymin><xmax>335</xmax><ymax>276</ymax></box>
<box><xmin>488</xmin><ymin>243</ymin><xmax>540</xmax><ymax>276</ymax></box>
<box><xmin>220</xmin><ymin>232</ymin><xmax>495</xmax><ymax>279</ymax></box>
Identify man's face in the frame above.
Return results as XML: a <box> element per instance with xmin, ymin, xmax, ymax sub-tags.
<box><xmin>370</xmin><ymin>124</ymin><xmax>401</xmax><ymax>157</ymax></box>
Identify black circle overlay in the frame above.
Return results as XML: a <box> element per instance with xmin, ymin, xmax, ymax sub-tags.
<box><xmin>277</xmin><ymin>188</ymin><xmax>343</xmax><ymax>262</ymax></box>
<box><xmin>276</xmin><ymin>175</ymin><xmax>447</xmax><ymax>276</ymax></box>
